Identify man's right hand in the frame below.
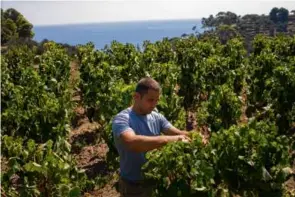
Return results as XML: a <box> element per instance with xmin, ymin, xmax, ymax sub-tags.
<box><xmin>172</xmin><ymin>135</ymin><xmax>191</xmax><ymax>143</ymax></box>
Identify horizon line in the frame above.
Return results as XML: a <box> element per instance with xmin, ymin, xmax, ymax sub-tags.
<box><xmin>33</xmin><ymin>18</ymin><xmax>202</xmax><ymax>27</ymax></box>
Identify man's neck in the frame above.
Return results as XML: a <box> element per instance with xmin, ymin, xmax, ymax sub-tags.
<box><xmin>131</xmin><ymin>105</ymin><xmax>146</xmax><ymax>116</ymax></box>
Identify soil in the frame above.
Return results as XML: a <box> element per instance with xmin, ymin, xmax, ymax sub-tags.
<box><xmin>1</xmin><ymin>157</ymin><xmax>8</xmax><ymax>174</ymax></box>
<box><xmin>239</xmin><ymin>86</ymin><xmax>248</xmax><ymax>124</ymax></box>
<box><xmin>69</xmin><ymin>61</ymin><xmax>120</xmax><ymax>197</ymax></box>
<box><xmin>285</xmin><ymin>176</ymin><xmax>295</xmax><ymax>196</ymax></box>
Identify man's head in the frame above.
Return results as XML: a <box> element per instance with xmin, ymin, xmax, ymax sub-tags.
<box><xmin>133</xmin><ymin>77</ymin><xmax>161</xmax><ymax>115</ymax></box>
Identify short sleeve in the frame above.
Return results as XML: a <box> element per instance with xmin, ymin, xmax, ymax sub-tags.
<box><xmin>112</xmin><ymin>114</ymin><xmax>133</xmax><ymax>138</ymax></box>
<box><xmin>158</xmin><ymin>113</ymin><xmax>173</xmax><ymax>131</ymax></box>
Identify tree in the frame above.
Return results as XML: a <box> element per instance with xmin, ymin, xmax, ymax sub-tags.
<box><xmin>277</xmin><ymin>7</ymin><xmax>289</xmax><ymax>23</ymax></box>
<box><xmin>4</xmin><ymin>8</ymin><xmax>20</xmax><ymax>22</ymax></box>
<box><xmin>201</xmin><ymin>11</ymin><xmax>239</xmax><ymax>29</ymax></box>
<box><xmin>1</xmin><ymin>18</ymin><xmax>18</xmax><ymax>43</ymax></box>
<box><xmin>215</xmin><ymin>11</ymin><xmax>239</xmax><ymax>26</ymax></box>
<box><xmin>270</xmin><ymin>7</ymin><xmax>279</xmax><ymax>23</ymax></box>
<box><xmin>216</xmin><ymin>24</ymin><xmax>239</xmax><ymax>44</ymax></box>
<box><xmin>1</xmin><ymin>8</ymin><xmax>34</xmax><ymax>45</ymax></box>
<box><xmin>277</xmin><ymin>8</ymin><xmax>289</xmax><ymax>32</ymax></box>
<box><xmin>269</xmin><ymin>7</ymin><xmax>289</xmax><ymax>32</ymax></box>
<box><xmin>16</xmin><ymin>15</ymin><xmax>34</xmax><ymax>39</ymax></box>
<box><xmin>201</xmin><ymin>14</ymin><xmax>215</xmax><ymax>28</ymax></box>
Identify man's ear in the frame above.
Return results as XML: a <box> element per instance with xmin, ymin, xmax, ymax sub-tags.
<box><xmin>133</xmin><ymin>92</ymin><xmax>140</xmax><ymax>100</ymax></box>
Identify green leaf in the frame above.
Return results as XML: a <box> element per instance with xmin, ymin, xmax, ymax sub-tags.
<box><xmin>68</xmin><ymin>186</ymin><xmax>81</xmax><ymax>197</ymax></box>
<box><xmin>24</xmin><ymin>162</ymin><xmax>43</xmax><ymax>173</ymax></box>
<box><xmin>64</xmin><ymin>163</ymin><xmax>70</xmax><ymax>170</ymax></box>
<box><xmin>238</xmin><ymin>155</ymin><xmax>245</xmax><ymax>160</ymax></box>
<box><xmin>64</xmin><ymin>140</ymin><xmax>71</xmax><ymax>152</ymax></box>
<box><xmin>262</xmin><ymin>167</ymin><xmax>272</xmax><ymax>181</ymax></box>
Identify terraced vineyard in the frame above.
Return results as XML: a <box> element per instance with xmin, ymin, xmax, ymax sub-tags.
<box><xmin>1</xmin><ymin>34</ymin><xmax>295</xmax><ymax>196</ymax></box>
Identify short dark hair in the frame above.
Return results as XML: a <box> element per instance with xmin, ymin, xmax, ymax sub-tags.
<box><xmin>135</xmin><ymin>77</ymin><xmax>161</xmax><ymax>96</ymax></box>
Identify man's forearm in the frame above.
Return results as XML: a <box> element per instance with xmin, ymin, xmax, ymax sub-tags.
<box><xmin>175</xmin><ymin>130</ymin><xmax>190</xmax><ymax>136</ymax></box>
<box><xmin>163</xmin><ymin>126</ymin><xmax>190</xmax><ymax>136</ymax></box>
<box><xmin>126</xmin><ymin>135</ymin><xmax>180</xmax><ymax>153</ymax></box>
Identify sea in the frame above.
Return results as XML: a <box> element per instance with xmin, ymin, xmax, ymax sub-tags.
<box><xmin>33</xmin><ymin>19</ymin><xmax>203</xmax><ymax>50</ymax></box>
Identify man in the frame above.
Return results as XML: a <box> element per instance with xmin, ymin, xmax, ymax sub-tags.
<box><xmin>112</xmin><ymin>77</ymin><xmax>191</xmax><ymax>197</ymax></box>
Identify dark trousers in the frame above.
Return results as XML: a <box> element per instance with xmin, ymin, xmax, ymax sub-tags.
<box><xmin>119</xmin><ymin>177</ymin><xmax>153</xmax><ymax>197</ymax></box>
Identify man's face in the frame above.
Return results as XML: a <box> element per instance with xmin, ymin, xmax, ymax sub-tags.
<box><xmin>135</xmin><ymin>89</ymin><xmax>160</xmax><ymax>115</ymax></box>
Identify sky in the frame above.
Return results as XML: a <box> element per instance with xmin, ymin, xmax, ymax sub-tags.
<box><xmin>1</xmin><ymin>0</ymin><xmax>295</xmax><ymax>26</ymax></box>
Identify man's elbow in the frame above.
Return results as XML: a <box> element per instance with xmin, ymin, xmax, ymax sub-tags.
<box><xmin>126</xmin><ymin>142</ymin><xmax>145</xmax><ymax>153</ymax></box>
<box><xmin>123</xmin><ymin>137</ymin><xmax>145</xmax><ymax>153</ymax></box>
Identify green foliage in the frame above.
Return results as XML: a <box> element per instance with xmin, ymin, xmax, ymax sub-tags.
<box><xmin>199</xmin><ymin>7</ymin><xmax>292</xmax><ymax>50</ymax></box>
<box><xmin>78</xmin><ymin>35</ymin><xmax>294</xmax><ymax>185</ymax></box>
<box><xmin>270</xmin><ymin>7</ymin><xmax>280</xmax><ymax>23</ymax></box>
<box><xmin>143</xmin><ymin>121</ymin><xmax>292</xmax><ymax>197</ymax></box>
<box><xmin>201</xmin><ymin>11</ymin><xmax>239</xmax><ymax>29</ymax></box>
<box><xmin>143</xmin><ymin>133</ymin><xmax>214</xmax><ymax>197</ymax></box>
<box><xmin>1</xmin><ymin>42</ymin><xmax>72</xmax><ymax>142</ymax></box>
<box><xmin>247</xmin><ymin>35</ymin><xmax>295</xmax><ymax>134</ymax></box>
<box><xmin>1</xmin><ymin>8</ymin><xmax>34</xmax><ymax>45</ymax></box>
<box><xmin>74</xmin><ymin>34</ymin><xmax>293</xmax><ymax>196</ymax></box>
<box><xmin>269</xmin><ymin>7</ymin><xmax>289</xmax><ymax>32</ymax></box>
<box><xmin>211</xmin><ymin>121</ymin><xmax>291</xmax><ymax>196</ymax></box>
<box><xmin>1</xmin><ymin>42</ymin><xmax>91</xmax><ymax>196</ymax></box>
<box><xmin>104</xmin><ymin>41</ymin><xmax>143</xmax><ymax>83</ymax></box>
<box><xmin>197</xmin><ymin>84</ymin><xmax>242</xmax><ymax>132</ymax></box>
<box><xmin>1</xmin><ymin>18</ymin><xmax>18</xmax><ymax>43</ymax></box>
<box><xmin>38</xmin><ymin>42</ymin><xmax>72</xmax><ymax>97</ymax></box>
<box><xmin>176</xmin><ymin>37</ymin><xmax>246</xmax><ymax>111</ymax></box>
<box><xmin>77</xmin><ymin>42</ymin><xmax>137</xmax><ymax>169</ymax></box>
<box><xmin>1</xmin><ymin>136</ymin><xmax>92</xmax><ymax>197</ymax></box>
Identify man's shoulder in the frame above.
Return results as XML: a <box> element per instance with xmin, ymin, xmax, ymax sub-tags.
<box><xmin>149</xmin><ymin>109</ymin><xmax>165</xmax><ymax>120</ymax></box>
<box><xmin>113</xmin><ymin>108</ymin><xmax>132</xmax><ymax>122</ymax></box>
<box><xmin>112</xmin><ymin>108</ymin><xmax>133</xmax><ymax>135</ymax></box>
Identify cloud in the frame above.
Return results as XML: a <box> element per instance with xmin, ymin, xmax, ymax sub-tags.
<box><xmin>2</xmin><ymin>1</ymin><xmax>295</xmax><ymax>26</ymax></box>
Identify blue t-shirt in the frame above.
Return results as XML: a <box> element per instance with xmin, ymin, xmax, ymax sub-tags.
<box><xmin>112</xmin><ymin>107</ymin><xmax>172</xmax><ymax>181</ymax></box>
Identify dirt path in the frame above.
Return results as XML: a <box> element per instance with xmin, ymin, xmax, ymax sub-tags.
<box><xmin>239</xmin><ymin>85</ymin><xmax>248</xmax><ymax>124</ymax></box>
<box><xmin>69</xmin><ymin>60</ymin><xmax>120</xmax><ymax>197</ymax></box>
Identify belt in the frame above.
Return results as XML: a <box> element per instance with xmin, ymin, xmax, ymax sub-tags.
<box><xmin>120</xmin><ymin>177</ymin><xmax>146</xmax><ymax>186</ymax></box>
